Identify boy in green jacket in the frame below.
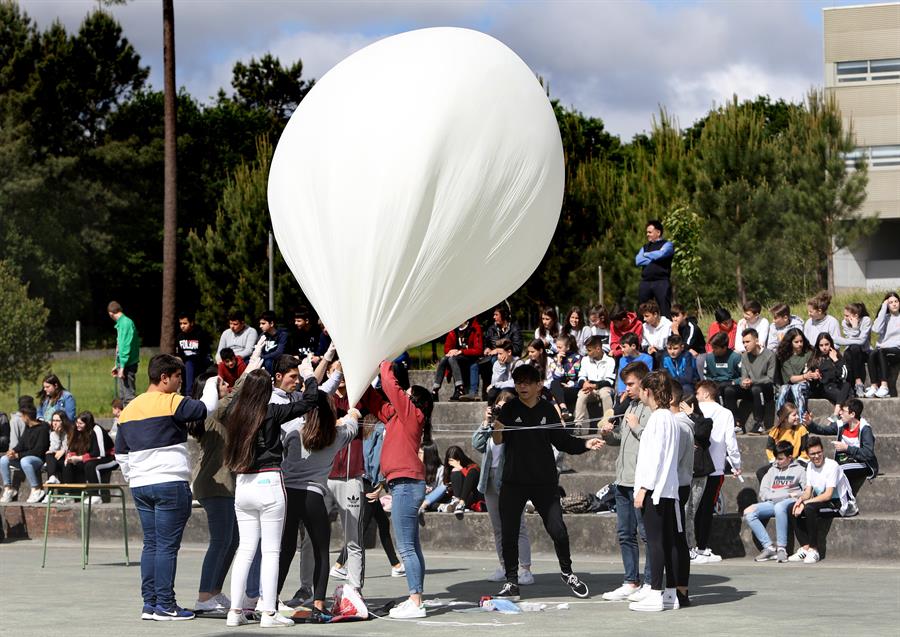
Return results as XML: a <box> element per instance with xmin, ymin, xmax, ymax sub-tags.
<box><xmin>108</xmin><ymin>301</ymin><xmax>141</xmax><ymax>406</ymax></box>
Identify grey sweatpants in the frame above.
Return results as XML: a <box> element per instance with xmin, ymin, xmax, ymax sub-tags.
<box><xmin>485</xmin><ymin>484</ymin><xmax>531</xmax><ymax>568</ymax></box>
<box><xmin>328</xmin><ymin>477</ymin><xmax>365</xmax><ymax>590</ymax></box>
<box><xmin>684</xmin><ymin>476</ymin><xmax>706</xmax><ymax>549</ymax></box>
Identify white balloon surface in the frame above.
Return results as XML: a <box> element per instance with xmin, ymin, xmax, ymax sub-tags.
<box><xmin>268</xmin><ymin>27</ymin><xmax>564</xmax><ymax>405</ymax></box>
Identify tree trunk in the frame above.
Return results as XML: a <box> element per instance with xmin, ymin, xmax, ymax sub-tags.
<box><xmin>827</xmin><ymin>248</ymin><xmax>836</xmax><ymax>297</ymax></box>
<box><xmin>160</xmin><ymin>0</ymin><xmax>177</xmax><ymax>354</ymax></box>
<box><xmin>735</xmin><ymin>259</ymin><xmax>746</xmax><ymax>306</ymax></box>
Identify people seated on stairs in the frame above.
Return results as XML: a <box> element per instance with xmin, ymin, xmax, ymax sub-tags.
<box><xmin>789</xmin><ymin>436</ymin><xmax>858</xmax><ymax>564</ymax></box>
<box><xmin>866</xmin><ymin>291</ymin><xmax>900</xmax><ymax>399</ymax></box>
<box><xmin>548</xmin><ymin>334</ymin><xmax>582</xmax><ymax>423</ymax></box>
<box><xmin>44</xmin><ymin>411</ymin><xmax>73</xmax><ymax>486</ymax></box>
<box><xmin>36</xmin><ymin>373</ymin><xmax>77</xmax><ymax>422</ymax></box>
<box><xmin>705</xmin><ymin>308</ymin><xmax>737</xmax><ymax>353</ymax></box>
<box><xmin>565</xmin><ymin>306</ymin><xmax>593</xmax><ymax>356</ymax></box>
<box><xmin>775</xmin><ymin>328</ymin><xmax>814</xmax><ymax>420</ymax></box>
<box><xmin>474</xmin><ymin>306</ymin><xmax>524</xmax><ymax>401</ymax></box>
<box><xmin>615</xmin><ymin>333</ymin><xmax>654</xmax><ymax>401</ymax></box>
<box><xmin>734</xmin><ymin>300</ymin><xmax>770</xmax><ymax>354</ymax></box>
<box><xmin>834</xmin><ymin>301</ymin><xmax>872</xmax><ymax>398</ymax></box>
<box><xmin>438</xmin><ymin>445</ymin><xmax>485</xmax><ymax>514</ymax></box>
<box><xmin>0</xmin><ymin>404</ymin><xmax>49</xmax><ymax>504</ymax></box>
<box><xmin>639</xmin><ymin>300</ymin><xmax>672</xmax><ymax>370</ymax></box>
<box><xmin>534</xmin><ymin>306</ymin><xmax>562</xmax><ymax>354</ymax></box>
<box><xmin>431</xmin><ymin>318</ymin><xmax>483</xmax><ymax>402</ymax></box>
<box><xmin>803</xmin><ymin>291</ymin><xmax>841</xmax><ymax>354</ymax></box>
<box><xmin>419</xmin><ymin>441</ymin><xmax>448</xmax><ymax>512</ymax></box>
<box><xmin>483</xmin><ymin>338</ymin><xmax>524</xmax><ymax>405</ymax></box>
<box><xmin>805</xmin><ymin>398</ymin><xmax>878</xmax><ymax>496</ymax></box>
<box><xmin>61</xmin><ymin>411</ymin><xmax>117</xmax><ymax>501</ymax></box>
<box><xmin>587</xmin><ymin>304</ymin><xmax>611</xmax><ymax>353</ymax></box>
<box><xmin>575</xmin><ymin>336</ymin><xmax>617</xmax><ymax>434</ymax></box>
<box><xmin>702</xmin><ymin>332</ymin><xmax>742</xmax><ymax>402</ymax></box>
<box><xmin>767</xmin><ymin>303</ymin><xmax>804</xmax><ymax>352</ymax></box>
<box><xmin>728</xmin><ymin>328</ymin><xmax>776</xmax><ymax>435</ymax></box>
<box><xmin>744</xmin><ymin>441</ymin><xmax>807</xmax><ymax>564</ymax></box>
<box><xmin>757</xmin><ymin>403</ymin><xmax>809</xmax><ymax>483</ymax></box>
<box><xmin>473</xmin><ymin>390</ymin><xmax>534</xmax><ymax>586</ymax></box>
<box><xmin>806</xmin><ymin>333</ymin><xmax>851</xmax><ymax>415</ymax></box>
<box><xmin>662</xmin><ymin>334</ymin><xmax>699</xmax><ymax>399</ymax></box>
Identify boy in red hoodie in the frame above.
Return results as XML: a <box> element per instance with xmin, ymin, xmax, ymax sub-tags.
<box><xmin>610</xmin><ymin>306</ymin><xmax>644</xmax><ymax>359</ymax></box>
<box><xmin>431</xmin><ymin>319</ymin><xmax>483</xmax><ymax>402</ymax></box>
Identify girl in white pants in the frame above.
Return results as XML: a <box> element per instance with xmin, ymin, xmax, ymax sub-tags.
<box><xmin>223</xmin><ymin>358</ymin><xmax>320</xmax><ymax>628</ymax></box>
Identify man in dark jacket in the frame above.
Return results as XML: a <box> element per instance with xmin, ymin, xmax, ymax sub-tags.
<box><xmin>472</xmin><ymin>306</ymin><xmax>524</xmax><ymax>400</ymax></box>
<box><xmin>175</xmin><ymin>311</ymin><xmax>212</xmax><ymax>396</ymax></box>
<box><xmin>635</xmin><ymin>220</ymin><xmax>674</xmax><ymax>318</ymax></box>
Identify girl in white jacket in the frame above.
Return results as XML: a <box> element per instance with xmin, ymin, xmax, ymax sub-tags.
<box><xmin>631</xmin><ymin>371</ymin><xmax>687</xmax><ymax>612</ymax></box>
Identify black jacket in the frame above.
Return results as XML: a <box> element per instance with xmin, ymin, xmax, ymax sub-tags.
<box><xmin>247</xmin><ymin>377</ymin><xmax>319</xmax><ymax>473</ymax></box>
<box><xmin>688</xmin><ymin>410</ymin><xmax>715</xmax><ymax>478</ymax></box>
<box><xmin>806</xmin><ymin>419</ymin><xmax>878</xmax><ymax>478</ymax></box>
<box><xmin>13</xmin><ymin>421</ymin><xmax>51</xmax><ymax>459</ymax></box>
<box><xmin>679</xmin><ymin>316</ymin><xmax>707</xmax><ymax>354</ymax></box>
<box><xmin>485</xmin><ymin>321</ymin><xmax>524</xmax><ymax>357</ymax></box>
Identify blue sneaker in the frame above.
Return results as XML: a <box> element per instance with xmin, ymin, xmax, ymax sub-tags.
<box><xmin>141</xmin><ymin>604</ymin><xmax>156</xmax><ymax>620</ymax></box>
<box><xmin>153</xmin><ymin>605</ymin><xmax>195</xmax><ymax>621</ymax></box>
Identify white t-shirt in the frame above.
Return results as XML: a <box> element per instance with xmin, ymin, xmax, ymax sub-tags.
<box><xmin>807</xmin><ymin>457</ymin><xmax>854</xmax><ymax>515</ymax></box>
<box><xmin>487</xmin><ymin>438</ymin><xmax>504</xmax><ymax>470</ymax></box>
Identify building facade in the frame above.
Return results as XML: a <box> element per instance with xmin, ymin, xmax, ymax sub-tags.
<box><xmin>824</xmin><ymin>3</ymin><xmax>900</xmax><ymax>291</ymax></box>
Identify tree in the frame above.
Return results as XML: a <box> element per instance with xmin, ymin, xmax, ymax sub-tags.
<box><xmin>229</xmin><ymin>53</ymin><xmax>313</xmax><ymax>123</ymax></box>
<box><xmin>186</xmin><ymin>138</ymin><xmax>300</xmax><ymax>333</ymax></box>
<box><xmin>160</xmin><ymin>0</ymin><xmax>177</xmax><ymax>354</ymax></box>
<box><xmin>0</xmin><ymin>261</ymin><xmax>50</xmax><ymax>391</ymax></box>
<box><xmin>783</xmin><ymin>89</ymin><xmax>874</xmax><ymax>293</ymax></box>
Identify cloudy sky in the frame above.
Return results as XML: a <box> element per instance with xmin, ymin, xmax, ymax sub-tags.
<box><xmin>20</xmin><ymin>0</ymin><xmax>862</xmax><ymax>139</ymax></box>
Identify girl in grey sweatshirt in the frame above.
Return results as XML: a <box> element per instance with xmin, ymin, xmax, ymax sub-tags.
<box><xmin>866</xmin><ymin>292</ymin><xmax>900</xmax><ymax>398</ymax></box>
<box><xmin>834</xmin><ymin>302</ymin><xmax>872</xmax><ymax>396</ymax></box>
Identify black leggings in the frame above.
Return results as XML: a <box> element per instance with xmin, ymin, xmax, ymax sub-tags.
<box><xmin>722</xmin><ymin>383</ymin><xmax>773</xmax><ymax>427</ymax></box>
<box><xmin>843</xmin><ymin>345</ymin><xmax>868</xmax><ymax>383</ymax></box>
<box><xmin>450</xmin><ymin>469</ymin><xmax>482</xmax><ymax>509</ymax></box>
<box><xmin>278</xmin><ymin>488</ymin><xmax>331</xmax><ymax>602</ymax></box>
<box><xmin>809</xmin><ymin>382</ymin><xmax>850</xmax><ymax>405</ymax></box>
<box><xmin>339</xmin><ymin>480</ymin><xmax>399</xmax><ymax>567</ymax></box>
<box><xmin>548</xmin><ymin>380</ymin><xmax>579</xmax><ymax>409</ymax></box>
<box><xmin>60</xmin><ymin>458</ymin><xmax>108</xmax><ymax>484</ymax></box>
<box><xmin>45</xmin><ymin>454</ymin><xmax>65</xmax><ymax>480</ymax></box>
<box><xmin>641</xmin><ymin>494</ymin><xmax>684</xmax><ymax>590</ymax></box>
<box><xmin>795</xmin><ymin>501</ymin><xmax>839</xmax><ymax>549</ymax></box>
<box><xmin>694</xmin><ymin>475</ymin><xmax>723</xmax><ymax>551</ymax></box>
<box><xmin>500</xmin><ymin>482</ymin><xmax>571</xmax><ymax>583</ymax></box>
<box><xmin>868</xmin><ymin>347</ymin><xmax>900</xmax><ymax>385</ymax></box>
<box><xmin>676</xmin><ymin>485</ymin><xmax>691</xmax><ymax>588</ymax></box>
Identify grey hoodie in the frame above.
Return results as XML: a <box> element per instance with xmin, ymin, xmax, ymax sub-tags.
<box><xmin>835</xmin><ymin>316</ymin><xmax>872</xmax><ymax>350</ymax></box>
<box><xmin>281</xmin><ymin>416</ymin><xmax>358</xmax><ymax>495</ymax></box>
<box><xmin>758</xmin><ymin>460</ymin><xmax>806</xmax><ymax>502</ymax></box>
<box><xmin>604</xmin><ymin>400</ymin><xmax>651</xmax><ymax>487</ymax></box>
<box><xmin>872</xmin><ymin>303</ymin><xmax>900</xmax><ymax>350</ymax></box>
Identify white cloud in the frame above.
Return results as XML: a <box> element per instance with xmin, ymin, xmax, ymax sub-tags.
<box><xmin>18</xmin><ymin>0</ymin><xmax>832</xmax><ymax>138</ymax></box>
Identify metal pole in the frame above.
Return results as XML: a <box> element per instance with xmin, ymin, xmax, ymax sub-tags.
<box><xmin>598</xmin><ymin>266</ymin><xmax>604</xmax><ymax>305</ymax></box>
<box><xmin>268</xmin><ymin>231</ymin><xmax>275</xmax><ymax>311</ymax></box>
<box><xmin>75</xmin><ymin>320</ymin><xmax>81</xmax><ymax>353</ymax></box>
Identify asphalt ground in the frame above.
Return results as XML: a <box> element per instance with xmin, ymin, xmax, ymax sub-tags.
<box><xmin>2</xmin><ymin>540</ymin><xmax>898</xmax><ymax>636</ymax></box>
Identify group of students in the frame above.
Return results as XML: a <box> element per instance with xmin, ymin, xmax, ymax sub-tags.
<box><xmin>0</xmin><ymin>377</ymin><xmax>117</xmax><ymax>505</ymax></box>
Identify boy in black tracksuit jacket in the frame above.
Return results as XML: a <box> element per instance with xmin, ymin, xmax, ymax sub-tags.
<box><xmin>492</xmin><ymin>364</ymin><xmax>604</xmax><ymax>600</ymax></box>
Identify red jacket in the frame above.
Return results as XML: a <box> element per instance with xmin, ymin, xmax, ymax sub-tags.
<box><xmin>218</xmin><ymin>358</ymin><xmax>246</xmax><ymax>390</ymax></box>
<box><xmin>360</xmin><ymin>361</ymin><xmax>425</xmax><ymax>483</ymax></box>
<box><xmin>706</xmin><ymin>321</ymin><xmax>737</xmax><ymax>352</ymax></box>
<box><xmin>443</xmin><ymin>321</ymin><xmax>483</xmax><ymax>357</ymax></box>
<box><xmin>609</xmin><ymin>313</ymin><xmax>644</xmax><ymax>357</ymax></box>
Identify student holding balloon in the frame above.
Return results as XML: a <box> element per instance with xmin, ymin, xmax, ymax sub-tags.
<box><xmin>362</xmin><ymin>361</ymin><xmax>434</xmax><ymax>619</ymax></box>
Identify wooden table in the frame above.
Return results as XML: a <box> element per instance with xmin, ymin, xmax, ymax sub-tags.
<box><xmin>41</xmin><ymin>483</ymin><xmax>130</xmax><ymax>569</ymax></box>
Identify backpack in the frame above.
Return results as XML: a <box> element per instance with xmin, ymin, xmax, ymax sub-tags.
<box><xmin>590</xmin><ymin>483</ymin><xmax>617</xmax><ymax>513</ymax></box>
<box><xmin>329</xmin><ymin>584</ymin><xmax>368</xmax><ymax>622</ymax></box>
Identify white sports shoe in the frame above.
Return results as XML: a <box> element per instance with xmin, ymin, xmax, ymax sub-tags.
<box><xmin>45</xmin><ymin>475</ymin><xmax>60</xmax><ymax>485</ymax></box>
<box><xmin>662</xmin><ymin>588</ymin><xmax>680</xmax><ymax>610</ymax></box>
<box><xmin>225</xmin><ymin>610</ymin><xmax>248</xmax><ymax>626</ymax></box>
<box><xmin>213</xmin><ymin>593</ymin><xmax>231</xmax><ymax>608</ymax></box>
<box><xmin>26</xmin><ymin>488</ymin><xmax>46</xmax><ymax>503</ymax></box>
<box><xmin>864</xmin><ymin>386</ymin><xmax>877</xmax><ymax>398</ymax></box>
<box><xmin>0</xmin><ymin>487</ymin><xmax>17</xmax><ymax>503</ymax></box>
<box><xmin>602</xmin><ymin>583</ymin><xmax>641</xmax><ymax>601</ymax></box>
<box><xmin>803</xmin><ymin>549</ymin><xmax>821</xmax><ymax>564</ymax></box>
<box><xmin>330</xmin><ymin>565</ymin><xmax>347</xmax><ymax>579</ymax></box>
<box><xmin>629</xmin><ymin>589</ymin><xmax>663</xmax><ymax>612</ymax></box>
<box><xmin>488</xmin><ymin>566</ymin><xmax>506</xmax><ymax>582</ymax></box>
<box><xmin>388</xmin><ymin>598</ymin><xmax>426</xmax><ymax>619</ymax></box>
<box><xmin>787</xmin><ymin>548</ymin><xmax>808</xmax><ymax>562</ymax></box>
<box><xmin>875</xmin><ymin>386</ymin><xmax>890</xmax><ymax>398</ymax></box>
<box><xmin>518</xmin><ymin>568</ymin><xmax>535</xmax><ymax>585</ymax></box>
<box><xmin>391</xmin><ymin>564</ymin><xmax>406</xmax><ymax>577</ymax></box>
<box><xmin>627</xmin><ymin>583</ymin><xmax>652</xmax><ymax>602</ymax></box>
<box><xmin>259</xmin><ymin>611</ymin><xmax>293</xmax><ymax>627</ymax></box>
<box><xmin>89</xmin><ymin>496</ymin><xmax>103</xmax><ymax>505</ymax></box>
<box><xmin>194</xmin><ymin>597</ymin><xmax>224</xmax><ymax>612</ymax></box>
<box><xmin>699</xmin><ymin>548</ymin><xmax>722</xmax><ymax>562</ymax></box>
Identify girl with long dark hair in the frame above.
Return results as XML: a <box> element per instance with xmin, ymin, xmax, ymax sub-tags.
<box><xmin>835</xmin><ymin>302</ymin><xmax>871</xmax><ymax>397</ymax></box>
<box><xmin>37</xmin><ymin>374</ymin><xmax>76</xmax><ymax>421</ymax></box>
<box><xmin>535</xmin><ymin>307</ymin><xmax>562</xmax><ymax>353</ymax></box>
<box><xmin>45</xmin><ymin>412</ymin><xmax>74</xmax><ymax>484</ymax></box>
<box><xmin>361</xmin><ymin>361</ymin><xmax>433</xmax><ymax>619</ymax></box>
<box><xmin>441</xmin><ymin>445</ymin><xmax>484</xmax><ymax>514</ymax></box>
<box><xmin>775</xmin><ymin>328</ymin><xmax>813</xmax><ymax>419</ymax></box>
<box><xmin>223</xmin><ymin>362</ymin><xmax>320</xmax><ymax>629</ymax></box>
<box><xmin>807</xmin><ymin>334</ymin><xmax>850</xmax><ymax>413</ymax></box>
<box><xmin>62</xmin><ymin>411</ymin><xmax>116</xmax><ymax>501</ymax></box>
<box><xmin>866</xmin><ymin>291</ymin><xmax>900</xmax><ymax>398</ymax></box>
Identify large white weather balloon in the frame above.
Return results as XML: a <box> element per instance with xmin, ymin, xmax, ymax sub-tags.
<box><xmin>268</xmin><ymin>27</ymin><xmax>564</xmax><ymax>405</ymax></box>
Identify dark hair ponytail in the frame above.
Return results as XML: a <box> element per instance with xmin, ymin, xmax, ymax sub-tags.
<box><xmin>224</xmin><ymin>369</ymin><xmax>272</xmax><ymax>473</ymax></box>
<box><xmin>408</xmin><ymin>385</ymin><xmax>433</xmax><ymax>445</ymax></box>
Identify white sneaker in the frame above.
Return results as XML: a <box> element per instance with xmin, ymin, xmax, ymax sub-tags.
<box><xmin>0</xmin><ymin>487</ymin><xmax>17</xmax><ymax>503</ymax></box>
<box><xmin>524</xmin><ymin>500</ymin><xmax>536</xmax><ymax>514</ymax></box>
<box><xmin>803</xmin><ymin>549</ymin><xmax>821</xmax><ymax>564</ymax></box>
<box><xmin>277</xmin><ymin>599</ymin><xmax>293</xmax><ymax>612</ymax></box>
<box><xmin>214</xmin><ymin>593</ymin><xmax>231</xmax><ymax>608</ymax></box>
<box><xmin>329</xmin><ymin>565</ymin><xmax>347</xmax><ymax>579</ymax></box>
<box><xmin>787</xmin><ymin>548</ymin><xmax>808</xmax><ymax>562</ymax></box>
<box><xmin>699</xmin><ymin>548</ymin><xmax>722</xmax><ymax>563</ymax></box>
<box><xmin>602</xmin><ymin>582</ymin><xmax>641</xmax><ymax>601</ymax></box>
<box><xmin>864</xmin><ymin>386</ymin><xmax>877</xmax><ymax>398</ymax></box>
<box><xmin>391</xmin><ymin>564</ymin><xmax>406</xmax><ymax>578</ymax></box>
<box><xmin>388</xmin><ymin>598</ymin><xmax>426</xmax><ymax>619</ymax></box>
<box><xmin>488</xmin><ymin>566</ymin><xmax>506</xmax><ymax>582</ymax></box>
<box><xmin>89</xmin><ymin>496</ymin><xmax>103</xmax><ymax>505</ymax></box>
<box><xmin>875</xmin><ymin>386</ymin><xmax>890</xmax><ymax>398</ymax></box>
<box><xmin>518</xmin><ymin>568</ymin><xmax>535</xmax><ymax>586</ymax></box>
<box><xmin>26</xmin><ymin>488</ymin><xmax>46</xmax><ymax>503</ymax></box>
<box><xmin>259</xmin><ymin>611</ymin><xmax>293</xmax><ymax>627</ymax></box>
<box><xmin>46</xmin><ymin>475</ymin><xmax>60</xmax><ymax>485</ymax></box>
<box><xmin>225</xmin><ymin>610</ymin><xmax>248</xmax><ymax>626</ymax></box>
<box><xmin>627</xmin><ymin>583</ymin><xmax>652</xmax><ymax>602</ymax></box>
<box><xmin>662</xmin><ymin>588</ymin><xmax>680</xmax><ymax>610</ymax></box>
<box><xmin>629</xmin><ymin>589</ymin><xmax>663</xmax><ymax>612</ymax></box>
<box><xmin>194</xmin><ymin>598</ymin><xmax>224</xmax><ymax>612</ymax></box>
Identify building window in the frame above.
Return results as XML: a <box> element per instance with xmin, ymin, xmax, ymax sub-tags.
<box><xmin>845</xmin><ymin>146</ymin><xmax>900</xmax><ymax>169</ymax></box>
<box><xmin>836</xmin><ymin>58</ymin><xmax>900</xmax><ymax>83</ymax></box>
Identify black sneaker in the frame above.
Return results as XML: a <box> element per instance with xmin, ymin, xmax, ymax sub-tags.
<box><xmin>496</xmin><ymin>582</ymin><xmax>520</xmax><ymax>601</ymax></box>
<box><xmin>561</xmin><ymin>572</ymin><xmax>589</xmax><ymax>598</ymax></box>
<box><xmin>432</xmin><ymin>389</ymin><xmax>440</xmax><ymax>403</ymax></box>
<box><xmin>676</xmin><ymin>590</ymin><xmax>691</xmax><ymax>607</ymax></box>
<box><xmin>449</xmin><ymin>386</ymin><xmax>465</xmax><ymax>401</ymax></box>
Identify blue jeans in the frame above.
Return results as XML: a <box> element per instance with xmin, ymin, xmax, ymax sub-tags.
<box><xmin>744</xmin><ymin>498</ymin><xmax>796</xmax><ymax>549</ymax></box>
<box><xmin>132</xmin><ymin>480</ymin><xmax>193</xmax><ymax>609</ymax></box>
<box><xmin>776</xmin><ymin>382</ymin><xmax>808</xmax><ymax>418</ymax></box>
<box><xmin>389</xmin><ymin>478</ymin><xmax>426</xmax><ymax>594</ymax></box>
<box><xmin>0</xmin><ymin>455</ymin><xmax>43</xmax><ymax>487</ymax></box>
<box><xmin>614</xmin><ymin>485</ymin><xmax>651</xmax><ymax>585</ymax></box>
<box><xmin>423</xmin><ymin>483</ymin><xmax>447</xmax><ymax>509</ymax></box>
<box><xmin>199</xmin><ymin>496</ymin><xmax>260</xmax><ymax>597</ymax></box>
